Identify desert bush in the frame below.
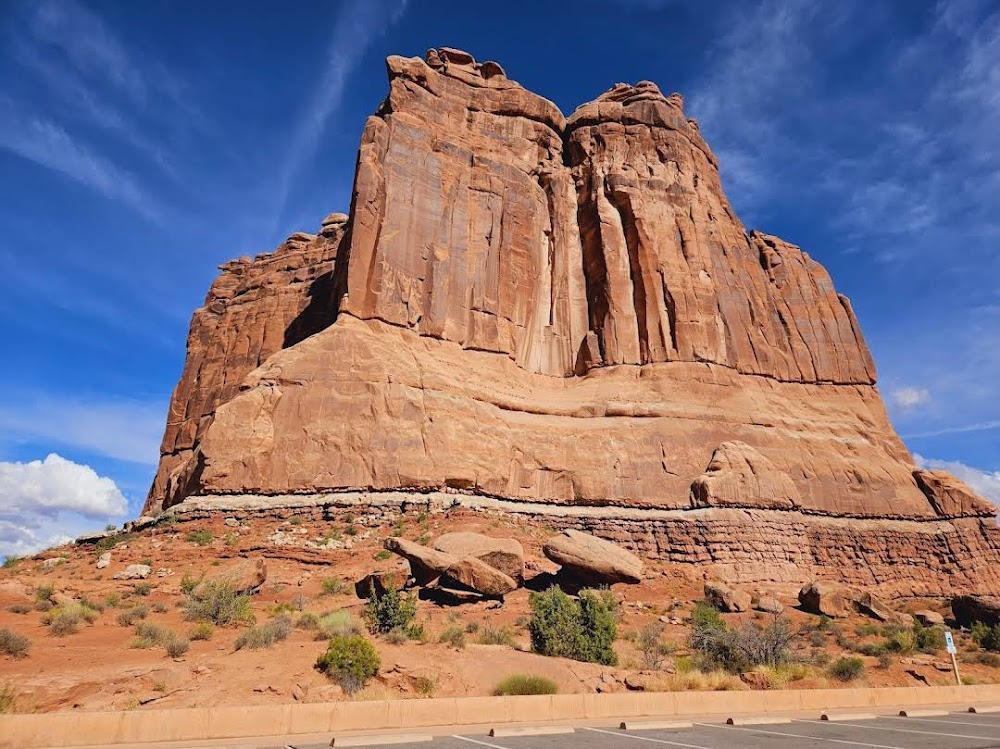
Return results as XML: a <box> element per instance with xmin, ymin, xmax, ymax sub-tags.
<box><xmin>492</xmin><ymin>673</ymin><xmax>559</xmax><ymax>696</ymax></box>
<box><xmin>374</xmin><ymin>550</ymin><xmax>392</xmax><ymax>561</ymax></box>
<box><xmin>133</xmin><ymin>583</ymin><xmax>153</xmax><ymax>597</ymax></box>
<box><xmin>913</xmin><ymin>622</ymin><xmax>945</xmax><ymax>654</ymax></box>
<box><xmin>180</xmin><ymin>573</ymin><xmax>199</xmax><ymax>595</ymax></box>
<box><xmin>188</xmin><ymin>623</ymin><xmax>214</xmax><ymax>641</ymax></box>
<box><xmin>877</xmin><ymin>653</ymin><xmax>893</xmax><ymax>669</ymax></box>
<box><xmin>117</xmin><ymin>604</ymin><xmax>149</xmax><ymax>627</ymax></box>
<box><xmin>858</xmin><ymin>641</ymin><xmax>887</xmax><ymax>656</ymax></box>
<box><xmin>320</xmin><ymin>577</ymin><xmax>346</xmax><ymax>596</ymax></box>
<box><xmin>464</xmin><ymin>620</ymin><xmax>479</xmax><ymax>634</ymax></box>
<box><xmin>690</xmin><ymin>613</ymin><xmax>793</xmax><ymax>673</ymax></box>
<box><xmin>974</xmin><ymin>651</ymin><xmax>1000</xmax><ymax>667</ymax></box>
<box><xmin>828</xmin><ymin>656</ymin><xmax>865</xmax><ymax>682</ymax></box>
<box><xmin>385</xmin><ymin>627</ymin><xmax>408</xmax><ymax>645</ymax></box>
<box><xmin>185</xmin><ymin>530</ymin><xmax>213</xmax><ymax>546</ymax></box>
<box><xmin>130</xmin><ymin>623</ymin><xmax>172</xmax><ymax>649</ymax></box>
<box><xmin>296</xmin><ymin>612</ymin><xmax>320</xmax><ymax>631</ymax></box>
<box><xmin>477</xmin><ymin>624</ymin><xmax>516</xmax><ymax>647</ymax></box>
<box><xmin>315</xmin><ymin>634</ymin><xmax>380</xmax><ymax>693</ymax></box>
<box><xmin>34</xmin><ymin>584</ymin><xmax>55</xmax><ymax>608</ymax></box>
<box><xmin>2</xmin><ymin>555</ymin><xmax>20</xmax><ymax>569</ymax></box>
<box><xmin>362</xmin><ymin>581</ymin><xmax>417</xmax><ymax>635</ymax></box>
<box><xmin>235</xmin><ymin>616</ymin><xmax>292</xmax><ymax>651</ymax></box>
<box><xmin>972</xmin><ymin>621</ymin><xmax>1000</xmax><ymax>652</ymax></box>
<box><xmin>437</xmin><ymin>625</ymin><xmax>466</xmax><ymax>650</ymax></box>
<box><xmin>0</xmin><ymin>628</ymin><xmax>30</xmax><ymax>659</ymax></box>
<box><xmin>637</xmin><ymin>621</ymin><xmax>676</xmax><ymax>669</ymax></box>
<box><xmin>104</xmin><ymin>592</ymin><xmax>122</xmax><ymax>608</ymax></box>
<box><xmin>0</xmin><ymin>684</ymin><xmax>16</xmax><ymax>713</ymax></box>
<box><xmin>182</xmin><ymin>581</ymin><xmax>254</xmax><ymax>626</ymax></box>
<box><xmin>885</xmin><ymin>628</ymin><xmax>916</xmax><ymax>654</ymax></box>
<box><xmin>45</xmin><ymin>603</ymin><xmax>99</xmax><ymax>636</ymax></box>
<box><xmin>6</xmin><ymin>604</ymin><xmax>30</xmax><ymax>615</ymax></box>
<box><xmin>166</xmin><ymin>638</ymin><xmax>190</xmax><ymax>658</ymax></box>
<box><xmin>691</xmin><ymin>600</ymin><xmax>724</xmax><ymax>629</ymax></box>
<box><xmin>95</xmin><ymin>532</ymin><xmax>135</xmax><ymax>552</ymax></box>
<box><xmin>528</xmin><ymin>586</ymin><xmax>618</xmax><ymax>666</ymax></box>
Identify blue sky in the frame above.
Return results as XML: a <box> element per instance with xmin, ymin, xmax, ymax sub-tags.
<box><xmin>1</xmin><ymin>0</ymin><xmax>998</xmax><ymax>555</ymax></box>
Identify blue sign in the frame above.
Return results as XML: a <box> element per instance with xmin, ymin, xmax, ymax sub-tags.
<box><xmin>945</xmin><ymin>630</ymin><xmax>957</xmax><ymax>655</ymax></box>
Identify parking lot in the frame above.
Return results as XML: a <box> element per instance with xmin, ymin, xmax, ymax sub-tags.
<box><xmin>303</xmin><ymin>712</ymin><xmax>1000</xmax><ymax>749</ymax></box>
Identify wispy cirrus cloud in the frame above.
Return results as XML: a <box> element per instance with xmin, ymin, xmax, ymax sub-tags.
<box><xmin>0</xmin><ymin>394</ymin><xmax>165</xmax><ymax>466</ymax></box>
<box><xmin>0</xmin><ymin>96</ymin><xmax>160</xmax><ymax>220</ymax></box>
<box><xmin>271</xmin><ymin>0</ymin><xmax>410</xmax><ymax>228</ymax></box>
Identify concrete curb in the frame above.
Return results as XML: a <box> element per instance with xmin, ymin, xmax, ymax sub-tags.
<box><xmin>3</xmin><ymin>685</ymin><xmax>1000</xmax><ymax>748</ymax></box>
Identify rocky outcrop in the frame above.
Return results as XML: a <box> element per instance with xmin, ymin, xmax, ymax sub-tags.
<box><xmin>433</xmin><ymin>533</ymin><xmax>524</xmax><ymax>583</ymax></box>
<box><xmin>142</xmin><ymin>47</ymin><xmax>1000</xmax><ymax>596</ymax></box>
<box><xmin>704</xmin><ymin>582</ymin><xmax>751</xmax><ymax>613</ymax></box>
<box><xmin>798</xmin><ymin>581</ymin><xmax>853</xmax><ymax>618</ymax></box>
<box><xmin>952</xmin><ymin>595</ymin><xmax>1000</xmax><ymax>627</ymax></box>
<box><xmin>543</xmin><ymin>530</ymin><xmax>643</xmax><ymax>585</ymax></box>
<box><xmin>144</xmin><ymin>219</ymin><xmax>348</xmax><ymax>512</ymax></box>
<box><xmin>383</xmin><ymin>538</ymin><xmax>456</xmax><ymax>586</ymax></box>
<box><xmin>441</xmin><ymin>557</ymin><xmax>517</xmax><ymax>597</ymax></box>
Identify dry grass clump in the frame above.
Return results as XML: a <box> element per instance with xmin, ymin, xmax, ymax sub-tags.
<box><xmin>476</xmin><ymin>625</ymin><xmax>517</xmax><ymax>647</ymax></box>
<box><xmin>44</xmin><ymin>603</ymin><xmax>99</xmax><ymax>636</ymax></box>
<box><xmin>182</xmin><ymin>581</ymin><xmax>254</xmax><ymax>627</ymax></box>
<box><xmin>117</xmin><ymin>604</ymin><xmax>149</xmax><ymax>627</ymax></box>
<box><xmin>0</xmin><ymin>628</ymin><xmax>30</xmax><ymax>659</ymax></box>
<box><xmin>188</xmin><ymin>623</ymin><xmax>214</xmax><ymax>641</ymax></box>
<box><xmin>129</xmin><ymin>623</ymin><xmax>172</xmax><ymax>649</ymax></box>
<box><xmin>662</xmin><ymin>669</ymin><xmax>743</xmax><ymax>691</ymax></box>
<box><xmin>492</xmin><ymin>674</ymin><xmax>558</xmax><ymax>695</ymax></box>
<box><xmin>234</xmin><ymin>616</ymin><xmax>292</xmax><ymax>650</ymax></box>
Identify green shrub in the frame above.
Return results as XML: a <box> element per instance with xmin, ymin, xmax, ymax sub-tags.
<box><xmin>691</xmin><ymin>600</ymin><xmax>724</xmax><ymax>629</ymax></box>
<box><xmin>182</xmin><ymin>581</ymin><xmax>254</xmax><ymax>626</ymax></box>
<box><xmin>96</xmin><ymin>532</ymin><xmax>135</xmax><ymax>552</ymax></box>
<box><xmin>117</xmin><ymin>604</ymin><xmax>149</xmax><ymax>627</ymax></box>
<box><xmin>527</xmin><ymin>586</ymin><xmax>618</xmax><ymax>665</ymax></box>
<box><xmin>913</xmin><ymin>622</ymin><xmax>945</xmax><ymax>654</ymax></box>
<box><xmin>0</xmin><ymin>628</ymin><xmax>30</xmax><ymax>659</ymax></box>
<box><xmin>234</xmin><ymin>616</ymin><xmax>292</xmax><ymax>650</ymax></box>
<box><xmin>858</xmin><ymin>641</ymin><xmax>887</xmax><ymax>657</ymax></box>
<box><xmin>876</xmin><ymin>653</ymin><xmax>893</xmax><ymax>670</ymax></box>
<box><xmin>315</xmin><ymin>635</ymin><xmax>380</xmax><ymax>693</ymax></box>
<box><xmin>133</xmin><ymin>583</ymin><xmax>153</xmax><ymax>597</ymax></box>
<box><xmin>828</xmin><ymin>656</ymin><xmax>865</xmax><ymax>682</ymax></box>
<box><xmin>438</xmin><ymin>625</ymin><xmax>466</xmax><ymax>650</ymax></box>
<box><xmin>185</xmin><ymin>530</ymin><xmax>213</xmax><ymax>546</ymax></box>
<box><xmin>972</xmin><ymin>621</ymin><xmax>1000</xmax><ymax>652</ymax></box>
<box><xmin>320</xmin><ymin>577</ymin><xmax>346</xmax><ymax>596</ymax></box>
<box><xmin>166</xmin><ymin>638</ymin><xmax>190</xmax><ymax>658</ymax></box>
<box><xmin>885</xmin><ymin>629</ymin><xmax>916</xmax><ymax>654</ymax></box>
<box><xmin>180</xmin><ymin>573</ymin><xmax>199</xmax><ymax>595</ymax></box>
<box><xmin>188</xmin><ymin>623</ymin><xmax>214</xmax><ymax>641</ymax></box>
<box><xmin>477</xmin><ymin>624</ymin><xmax>516</xmax><ymax>647</ymax></box>
<box><xmin>296</xmin><ymin>612</ymin><xmax>320</xmax><ymax>631</ymax></box>
<box><xmin>374</xmin><ymin>550</ymin><xmax>392</xmax><ymax>561</ymax></box>
<box><xmin>492</xmin><ymin>674</ymin><xmax>559</xmax><ymax>696</ymax></box>
<box><xmin>104</xmin><ymin>592</ymin><xmax>122</xmax><ymax>608</ymax></box>
<box><xmin>362</xmin><ymin>581</ymin><xmax>417</xmax><ymax>634</ymax></box>
<box><xmin>2</xmin><ymin>556</ymin><xmax>20</xmax><ymax>569</ymax></box>
<box><xmin>130</xmin><ymin>623</ymin><xmax>172</xmax><ymax>649</ymax></box>
<box><xmin>34</xmin><ymin>584</ymin><xmax>55</xmax><ymax>605</ymax></box>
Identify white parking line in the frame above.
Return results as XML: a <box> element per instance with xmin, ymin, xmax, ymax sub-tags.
<box><xmin>695</xmin><ymin>722</ymin><xmax>907</xmax><ymax>749</ymax></box>
<box><xmin>582</xmin><ymin>726</ymin><xmax>714</xmax><ymax>748</ymax></box>
<box><xmin>452</xmin><ymin>736</ymin><xmax>510</xmax><ymax>749</ymax></box>
<box><xmin>796</xmin><ymin>718</ymin><xmax>999</xmax><ymax>741</ymax></box>
<box><xmin>888</xmin><ymin>715</ymin><xmax>1000</xmax><ymax>730</ymax></box>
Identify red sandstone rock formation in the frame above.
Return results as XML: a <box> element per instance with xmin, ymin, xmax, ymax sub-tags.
<box><xmin>143</xmin><ymin>49</ymin><xmax>1000</xmax><ymax>595</ymax></box>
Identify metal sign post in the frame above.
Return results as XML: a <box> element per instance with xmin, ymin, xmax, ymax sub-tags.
<box><xmin>945</xmin><ymin>630</ymin><xmax>962</xmax><ymax>686</ymax></box>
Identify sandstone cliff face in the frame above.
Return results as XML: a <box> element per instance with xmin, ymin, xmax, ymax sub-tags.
<box><xmin>146</xmin><ymin>217</ymin><xmax>347</xmax><ymax>509</ymax></box>
<box><xmin>143</xmin><ymin>49</ymin><xmax>1000</xmax><ymax>594</ymax></box>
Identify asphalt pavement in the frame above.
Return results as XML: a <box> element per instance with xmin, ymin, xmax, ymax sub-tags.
<box><xmin>281</xmin><ymin>712</ymin><xmax>1000</xmax><ymax>749</ymax></box>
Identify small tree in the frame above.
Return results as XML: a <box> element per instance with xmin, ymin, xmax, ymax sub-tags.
<box><xmin>362</xmin><ymin>580</ymin><xmax>416</xmax><ymax>634</ymax></box>
<box><xmin>528</xmin><ymin>586</ymin><xmax>618</xmax><ymax>665</ymax></box>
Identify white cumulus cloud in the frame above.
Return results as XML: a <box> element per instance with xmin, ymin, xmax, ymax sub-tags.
<box><xmin>891</xmin><ymin>385</ymin><xmax>931</xmax><ymax>412</ymax></box>
<box><xmin>0</xmin><ymin>453</ymin><xmax>128</xmax><ymax>558</ymax></box>
<box><xmin>914</xmin><ymin>453</ymin><xmax>1000</xmax><ymax>505</ymax></box>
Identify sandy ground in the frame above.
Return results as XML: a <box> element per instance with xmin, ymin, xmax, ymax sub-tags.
<box><xmin>1</xmin><ymin>507</ymin><xmax>996</xmax><ymax>713</ymax></box>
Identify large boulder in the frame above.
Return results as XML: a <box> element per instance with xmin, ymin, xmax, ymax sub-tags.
<box><xmin>754</xmin><ymin>596</ymin><xmax>784</xmax><ymax>615</ymax></box>
<box><xmin>856</xmin><ymin>592</ymin><xmax>912</xmax><ymax>626</ymax></box>
<box><xmin>704</xmin><ymin>582</ymin><xmax>751</xmax><ymax>613</ymax></box>
<box><xmin>433</xmin><ymin>532</ymin><xmax>524</xmax><ymax>582</ymax></box>
<box><xmin>913</xmin><ymin>609</ymin><xmax>945</xmax><ymax>627</ymax></box>
<box><xmin>113</xmin><ymin>564</ymin><xmax>151</xmax><ymax>580</ymax></box>
<box><xmin>193</xmin><ymin>557</ymin><xmax>266</xmax><ymax>596</ymax></box>
<box><xmin>384</xmin><ymin>538</ymin><xmax>457</xmax><ymax>585</ymax></box>
<box><xmin>952</xmin><ymin>595</ymin><xmax>1000</xmax><ymax>627</ymax></box>
<box><xmin>798</xmin><ymin>581</ymin><xmax>853</xmax><ymax>618</ymax></box>
<box><xmin>543</xmin><ymin>530</ymin><xmax>643</xmax><ymax>585</ymax></box>
<box><xmin>354</xmin><ymin>570</ymin><xmax>405</xmax><ymax>600</ymax></box>
<box><xmin>441</xmin><ymin>557</ymin><xmax>518</xmax><ymax>597</ymax></box>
